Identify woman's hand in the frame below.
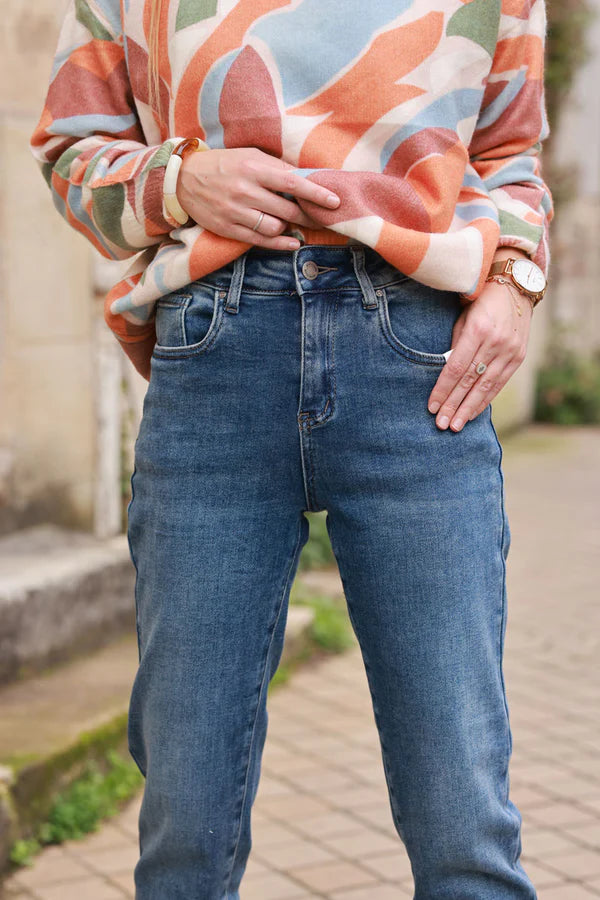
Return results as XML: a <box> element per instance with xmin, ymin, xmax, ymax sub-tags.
<box><xmin>176</xmin><ymin>147</ymin><xmax>338</xmax><ymax>249</ymax></box>
<box><xmin>427</xmin><ymin>255</ymin><xmax>534</xmax><ymax>432</ymax></box>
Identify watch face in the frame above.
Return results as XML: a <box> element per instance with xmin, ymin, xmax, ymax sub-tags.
<box><xmin>512</xmin><ymin>259</ymin><xmax>546</xmax><ymax>293</ymax></box>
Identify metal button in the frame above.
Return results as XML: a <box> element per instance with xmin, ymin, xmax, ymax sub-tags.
<box><xmin>302</xmin><ymin>260</ymin><xmax>319</xmax><ymax>280</ymax></box>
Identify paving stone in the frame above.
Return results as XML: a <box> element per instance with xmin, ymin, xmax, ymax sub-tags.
<box><xmin>293</xmin><ymin>811</ymin><xmax>367</xmax><ymax>840</ymax></box>
<box><xmin>288</xmin><ymin>859</ymin><xmax>376</xmax><ymax>893</ymax></box>
<box><xmin>106</xmin><ymin>871</ymin><xmax>135</xmax><ymax>898</ymax></box>
<box><xmin>527</xmin><ymin>803</ymin><xmax>599</xmax><ymax>829</ymax></box>
<box><xmin>521</xmin><ymin>827</ymin><xmax>582</xmax><ymax>858</ymax></box>
<box><xmin>563</xmin><ymin>822</ymin><xmax>600</xmax><ymax>850</ymax></box>
<box><xmin>29</xmin><ymin>877</ymin><xmax>126</xmax><ymax>900</ymax></box>
<box><xmin>332</xmin><ymin>885</ymin><xmax>413</xmax><ymax>899</ymax></box>
<box><xmin>70</xmin><ymin>844</ymin><xmax>140</xmax><ymax>877</ymax></box>
<box><xmin>250</xmin><ymin>818</ymin><xmax>299</xmax><ymax>848</ymax></box>
<box><xmin>319</xmin><ymin>826</ymin><xmax>399</xmax><ymax>860</ymax></box>
<box><xmin>536</xmin><ymin>885</ymin><xmax>599</xmax><ymax>899</ymax></box>
<box><xmin>543</xmin><ymin>848</ymin><xmax>600</xmax><ymax>880</ymax></box>
<box><xmin>7</xmin><ymin>846</ymin><xmax>91</xmax><ymax>890</ymax></box>
<box><xmin>253</xmin><ymin>836</ymin><xmax>336</xmax><ymax>870</ymax></box>
<box><xmin>357</xmin><ymin>850</ymin><xmax>414</xmax><ymax>882</ymax></box>
<box><xmin>240</xmin><ymin>871</ymin><xmax>310</xmax><ymax>899</ymax></box>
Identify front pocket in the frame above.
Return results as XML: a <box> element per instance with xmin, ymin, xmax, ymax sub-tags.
<box><xmin>152</xmin><ymin>281</ymin><xmax>224</xmax><ymax>358</ymax></box>
<box><xmin>378</xmin><ymin>279</ymin><xmax>461</xmax><ymax>367</ymax></box>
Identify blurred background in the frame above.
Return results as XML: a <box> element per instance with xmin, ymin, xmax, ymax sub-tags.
<box><xmin>1</xmin><ymin>1</ymin><xmax>599</xmax><ymax>898</ymax></box>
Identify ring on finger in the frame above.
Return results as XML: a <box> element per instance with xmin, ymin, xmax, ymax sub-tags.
<box><xmin>252</xmin><ymin>210</ymin><xmax>266</xmax><ymax>232</ymax></box>
<box><xmin>472</xmin><ymin>359</ymin><xmax>488</xmax><ymax>375</ymax></box>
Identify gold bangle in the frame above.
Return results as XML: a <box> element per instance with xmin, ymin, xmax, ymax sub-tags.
<box><xmin>485</xmin><ymin>275</ymin><xmax>535</xmax><ymax>316</ymax></box>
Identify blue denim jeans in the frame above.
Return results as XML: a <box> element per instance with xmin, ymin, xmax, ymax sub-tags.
<box><xmin>126</xmin><ymin>244</ymin><xmax>537</xmax><ymax>899</ymax></box>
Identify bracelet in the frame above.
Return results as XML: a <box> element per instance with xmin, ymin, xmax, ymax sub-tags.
<box><xmin>485</xmin><ymin>275</ymin><xmax>536</xmax><ymax>316</ymax></box>
<box><xmin>163</xmin><ymin>137</ymin><xmax>210</xmax><ymax>226</ymax></box>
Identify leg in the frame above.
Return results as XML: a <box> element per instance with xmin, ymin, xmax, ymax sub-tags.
<box><xmin>125</xmin><ymin>273</ymin><xmax>309</xmax><ymax>899</ymax></box>
<box><xmin>310</xmin><ymin>275</ymin><xmax>536</xmax><ymax>898</ymax></box>
<box><xmin>324</xmin><ymin>439</ymin><xmax>531</xmax><ymax>898</ymax></box>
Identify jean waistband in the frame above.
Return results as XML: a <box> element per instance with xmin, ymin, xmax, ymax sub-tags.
<box><xmin>189</xmin><ymin>244</ymin><xmax>412</xmax><ymax>298</ymax></box>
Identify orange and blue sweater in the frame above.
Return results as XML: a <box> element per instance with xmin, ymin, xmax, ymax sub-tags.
<box><xmin>30</xmin><ymin>0</ymin><xmax>554</xmax><ymax>374</ymax></box>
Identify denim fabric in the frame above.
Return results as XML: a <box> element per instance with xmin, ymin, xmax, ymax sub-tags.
<box><xmin>126</xmin><ymin>244</ymin><xmax>536</xmax><ymax>899</ymax></box>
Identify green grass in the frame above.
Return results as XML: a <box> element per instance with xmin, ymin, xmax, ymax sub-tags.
<box><xmin>9</xmin><ymin>749</ymin><xmax>144</xmax><ymax>868</ymax></box>
<box><xmin>305</xmin><ymin>592</ymin><xmax>355</xmax><ymax>653</ymax></box>
<box><xmin>534</xmin><ymin>345</ymin><xmax>600</xmax><ymax>425</ymax></box>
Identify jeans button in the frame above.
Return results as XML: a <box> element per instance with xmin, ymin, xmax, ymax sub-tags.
<box><xmin>302</xmin><ymin>261</ymin><xmax>319</xmax><ymax>280</ymax></box>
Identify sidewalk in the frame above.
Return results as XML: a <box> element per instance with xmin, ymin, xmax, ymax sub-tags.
<box><xmin>4</xmin><ymin>424</ymin><xmax>600</xmax><ymax>900</ymax></box>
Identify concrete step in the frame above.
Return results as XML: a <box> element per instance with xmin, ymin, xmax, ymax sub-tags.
<box><xmin>0</xmin><ymin>524</ymin><xmax>135</xmax><ymax>685</ymax></box>
<box><xmin>0</xmin><ymin>600</ymin><xmax>316</xmax><ymax>874</ymax></box>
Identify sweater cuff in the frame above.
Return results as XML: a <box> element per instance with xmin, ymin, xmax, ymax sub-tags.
<box><xmin>122</xmin><ymin>137</ymin><xmax>190</xmax><ymax>236</ymax></box>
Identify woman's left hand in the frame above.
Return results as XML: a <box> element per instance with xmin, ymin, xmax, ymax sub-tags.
<box><xmin>427</xmin><ymin>275</ymin><xmax>534</xmax><ymax>432</ymax></box>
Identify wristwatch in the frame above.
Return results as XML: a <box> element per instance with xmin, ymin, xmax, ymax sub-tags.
<box><xmin>486</xmin><ymin>257</ymin><xmax>547</xmax><ymax>306</ymax></box>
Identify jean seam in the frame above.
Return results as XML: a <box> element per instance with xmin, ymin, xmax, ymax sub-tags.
<box><xmin>222</xmin><ymin>515</ymin><xmax>307</xmax><ymax>896</ymax></box>
<box><xmin>378</xmin><ymin>290</ymin><xmax>448</xmax><ymax>367</ymax></box>
<box><xmin>125</xmin><ymin>462</ymin><xmax>148</xmax><ymax>781</ymax></box>
<box><xmin>152</xmin><ymin>289</ymin><xmax>223</xmax><ymax>358</ymax></box>
<box><xmin>488</xmin><ymin>407</ymin><xmax>526</xmax><ymax>881</ymax></box>
<box><xmin>126</xmin><ymin>463</ymin><xmax>142</xmax><ymax>664</ymax></box>
<box><xmin>312</xmin><ymin>293</ymin><xmax>339</xmax><ymax>428</ymax></box>
<box><xmin>490</xmin><ymin>412</ymin><xmax>512</xmax><ymax>801</ymax></box>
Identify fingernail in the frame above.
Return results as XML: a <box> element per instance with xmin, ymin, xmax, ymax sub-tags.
<box><xmin>288</xmin><ymin>240</ymin><xmax>300</xmax><ymax>249</ymax></box>
<box><xmin>429</xmin><ymin>401</ymin><xmax>440</xmax><ymax>414</ymax></box>
<box><xmin>326</xmin><ymin>194</ymin><xmax>340</xmax><ymax>207</ymax></box>
<box><xmin>438</xmin><ymin>415</ymin><xmax>449</xmax><ymax>429</ymax></box>
<box><xmin>451</xmin><ymin>418</ymin><xmax>463</xmax><ymax>430</ymax></box>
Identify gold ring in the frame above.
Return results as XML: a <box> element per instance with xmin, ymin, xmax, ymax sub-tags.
<box><xmin>252</xmin><ymin>211</ymin><xmax>265</xmax><ymax>232</ymax></box>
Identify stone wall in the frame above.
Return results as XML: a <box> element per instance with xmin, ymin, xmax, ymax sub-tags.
<box><xmin>0</xmin><ymin>0</ymin><xmax>97</xmax><ymax>534</ymax></box>
<box><xmin>548</xmin><ymin>0</ymin><xmax>600</xmax><ymax>355</ymax></box>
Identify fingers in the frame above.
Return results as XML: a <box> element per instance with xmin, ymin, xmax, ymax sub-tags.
<box><xmin>251</xmin><ymin>187</ymin><xmax>321</xmax><ymax>228</ymax></box>
<box><xmin>252</xmin><ymin>161</ymin><xmax>341</xmax><ymax>210</ymax></box>
<box><xmin>431</xmin><ymin>352</ymin><xmax>506</xmax><ymax>431</ymax></box>
<box><xmin>427</xmin><ymin>330</ymin><xmax>482</xmax><ymax>419</ymax></box>
<box><xmin>429</xmin><ymin>340</ymin><xmax>525</xmax><ymax>431</ymax></box>
<box><xmin>242</xmin><ymin>207</ymin><xmax>288</xmax><ymax>238</ymax></box>
<box><xmin>225</xmin><ymin>220</ymin><xmax>301</xmax><ymax>251</ymax></box>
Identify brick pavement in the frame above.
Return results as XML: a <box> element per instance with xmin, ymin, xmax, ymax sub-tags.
<box><xmin>4</xmin><ymin>424</ymin><xmax>599</xmax><ymax>899</ymax></box>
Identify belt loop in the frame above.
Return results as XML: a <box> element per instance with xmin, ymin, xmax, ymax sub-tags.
<box><xmin>351</xmin><ymin>245</ymin><xmax>378</xmax><ymax>310</ymax></box>
<box><xmin>224</xmin><ymin>253</ymin><xmax>247</xmax><ymax>314</ymax></box>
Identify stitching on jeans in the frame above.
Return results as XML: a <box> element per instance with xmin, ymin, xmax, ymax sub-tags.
<box><xmin>152</xmin><ymin>290</ymin><xmax>223</xmax><ymax>358</ymax></box>
<box><xmin>378</xmin><ymin>289</ymin><xmax>448</xmax><ymax>368</ymax></box>
<box><xmin>312</xmin><ymin>294</ymin><xmax>339</xmax><ymax>428</ymax></box>
<box><xmin>126</xmin><ymin>464</ymin><xmax>142</xmax><ymax>664</ymax></box>
<box><xmin>487</xmin><ymin>405</ymin><xmax>522</xmax><ymax>872</ymax></box>
<box><xmin>222</xmin><ymin>516</ymin><xmax>307</xmax><ymax>895</ymax></box>
<box><xmin>305</xmin><ymin>422</ymin><xmax>320</xmax><ymax>512</ymax></box>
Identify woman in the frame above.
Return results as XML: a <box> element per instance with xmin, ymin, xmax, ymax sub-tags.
<box><xmin>31</xmin><ymin>1</ymin><xmax>553</xmax><ymax>897</ymax></box>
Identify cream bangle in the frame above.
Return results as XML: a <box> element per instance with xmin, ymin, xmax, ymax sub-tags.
<box><xmin>163</xmin><ymin>137</ymin><xmax>210</xmax><ymax>226</ymax></box>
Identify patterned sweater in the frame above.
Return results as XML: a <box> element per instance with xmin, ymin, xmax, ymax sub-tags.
<box><xmin>30</xmin><ymin>0</ymin><xmax>554</xmax><ymax>374</ymax></box>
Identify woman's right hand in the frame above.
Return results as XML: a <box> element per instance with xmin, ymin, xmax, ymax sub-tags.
<box><xmin>175</xmin><ymin>147</ymin><xmax>340</xmax><ymax>249</ymax></box>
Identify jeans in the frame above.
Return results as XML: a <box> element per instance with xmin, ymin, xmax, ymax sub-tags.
<box><xmin>126</xmin><ymin>243</ymin><xmax>537</xmax><ymax>899</ymax></box>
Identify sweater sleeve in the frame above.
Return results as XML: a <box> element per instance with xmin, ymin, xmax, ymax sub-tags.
<box><xmin>467</xmin><ymin>0</ymin><xmax>554</xmax><ymax>280</ymax></box>
<box><xmin>29</xmin><ymin>0</ymin><xmax>183</xmax><ymax>262</ymax></box>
